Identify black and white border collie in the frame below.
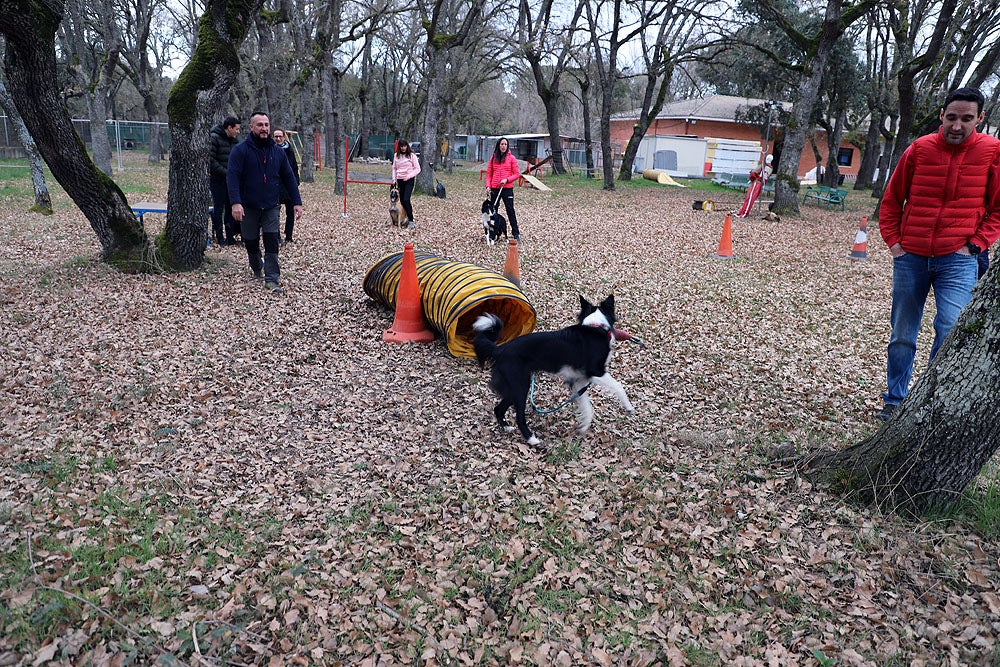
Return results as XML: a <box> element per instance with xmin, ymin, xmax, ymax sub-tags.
<box><xmin>472</xmin><ymin>295</ymin><xmax>634</xmax><ymax>446</ymax></box>
<box><xmin>481</xmin><ymin>199</ymin><xmax>508</xmax><ymax>246</ymax></box>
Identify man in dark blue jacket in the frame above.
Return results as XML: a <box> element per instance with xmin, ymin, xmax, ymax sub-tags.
<box><xmin>227</xmin><ymin>111</ymin><xmax>303</xmax><ymax>293</ymax></box>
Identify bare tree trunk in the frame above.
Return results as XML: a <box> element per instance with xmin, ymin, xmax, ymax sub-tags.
<box><xmin>771</xmin><ymin>53</ymin><xmax>826</xmax><ymax>214</ymax></box>
<box><xmin>165</xmin><ymin>0</ymin><xmax>264</xmax><ymax>270</ymax></box>
<box><xmin>146</xmin><ymin>105</ymin><xmax>163</xmax><ymax>163</ymax></box>
<box><xmin>0</xmin><ymin>0</ymin><xmax>152</xmax><ymax>271</ymax></box>
<box><xmin>799</xmin><ymin>269</ymin><xmax>1000</xmax><ymax>516</ymax></box>
<box><xmin>0</xmin><ymin>75</ymin><xmax>52</xmax><ymax>214</ymax></box>
<box><xmin>416</xmin><ymin>48</ymin><xmax>444</xmax><ymax>195</ymax></box>
<box><xmin>445</xmin><ymin>101</ymin><xmax>455</xmax><ymax>174</ymax></box>
<box><xmin>330</xmin><ymin>68</ymin><xmax>345</xmax><ymax>196</ymax></box>
<box><xmin>871</xmin><ymin>112</ymin><xmax>897</xmax><ymax>201</ymax></box>
<box><xmin>297</xmin><ymin>77</ymin><xmax>317</xmax><ymax>184</ymax></box>
<box><xmin>618</xmin><ymin>64</ymin><xmax>673</xmax><ymax>181</ymax></box>
<box><xmin>854</xmin><ymin>111</ymin><xmax>881</xmax><ymax>189</ymax></box>
<box><xmin>358</xmin><ymin>33</ymin><xmax>373</xmax><ymax>159</ymax></box>
<box><xmin>823</xmin><ymin>109</ymin><xmax>845</xmax><ymax>186</ymax></box>
<box><xmin>89</xmin><ymin>91</ymin><xmax>114</xmax><ymax>176</ymax></box>
<box><xmin>760</xmin><ymin>0</ymin><xmax>876</xmax><ymax>215</ymax></box>
<box><xmin>580</xmin><ymin>76</ymin><xmax>594</xmax><ymax>175</ymax></box>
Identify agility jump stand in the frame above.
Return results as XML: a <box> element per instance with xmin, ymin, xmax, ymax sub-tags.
<box><xmin>342</xmin><ymin>136</ymin><xmax>394</xmax><ymax>218</ymax></box>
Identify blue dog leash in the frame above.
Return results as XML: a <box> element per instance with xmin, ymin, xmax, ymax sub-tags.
<box><xmin>528</xmin><ymin>329</ymin><xmax>646</xmax><ymax>414</ymax></box>
<box><xmin>529</xmin><ymin>375</ymin><xmax>592</xmax><ymax>414</ymax></box>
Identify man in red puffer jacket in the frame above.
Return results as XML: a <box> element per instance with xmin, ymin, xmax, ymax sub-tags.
<box><xmin>876</xmin><ymin>87</ymin><xmax>1000</xmax><ymax>421</ymax></box>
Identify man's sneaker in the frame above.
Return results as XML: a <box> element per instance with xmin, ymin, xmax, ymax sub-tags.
<box><xmin>252</xmin><ymin>269</ymin><xmax>263</xmax><ymax>281</ymax></box>
<box><xmin>265</xmin><ymin>281</ymin><xmax>283</xmax><ymax>294</ymax></box>
<box><xmin>876</xmin><ymin>403</ymin><xmax>897</xmax><ymax>421</ymax></box>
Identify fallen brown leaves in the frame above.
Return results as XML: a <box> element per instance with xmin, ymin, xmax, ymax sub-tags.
<box><xmin>1</xmin><ymin>167</ymin><xmax>998</xmax><ymax>665</ymax></box>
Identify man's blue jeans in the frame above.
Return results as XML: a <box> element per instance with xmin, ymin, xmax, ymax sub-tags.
<box><xmin>883</xmin><ymin>251</ymin><xmax>978</xmax><ymax>405</ymax></box>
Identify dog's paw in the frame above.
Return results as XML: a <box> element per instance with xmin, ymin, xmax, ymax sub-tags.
<box><xmin>527</xmin><ymin>435</ymin><xmax>541</xmax><ymax>446</ymax></box>
<box><xmin>503</xmin><ymin>425</ymin><xmax>516</xmax><ymax>434</ymax></box>
<box><xmin>624</xmin><ymin>403</ymin><xmax>635</xmax><ymax>414</ymax></box>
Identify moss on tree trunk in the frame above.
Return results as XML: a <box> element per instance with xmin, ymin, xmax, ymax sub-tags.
<box><xmin>163</xmin><ymin>0</ymin><xmax>262</xmax><ymax>271</ymax></box>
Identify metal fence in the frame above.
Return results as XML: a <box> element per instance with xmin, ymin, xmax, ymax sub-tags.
<box><xmin>1</xmin><ymin>117</ymin><xmax>170</xmax><ymax>171</ymax></box>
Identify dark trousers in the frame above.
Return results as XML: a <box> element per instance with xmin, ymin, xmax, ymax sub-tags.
<box><xmin>398</xmin><ymin>177</ymin><xmax>415</xmax><ymax>222</ymax></box>
<box><xmin>978</xmin><ymin>249</ymin><xmax>990</xmax><ymax>279</ymax></box>
<box><xmin>490</xmin><ymin>187</ymin><xmax>519</xmax><ymax>237</ymax></box>
<box><xmin>209</xmin><ymin>176</ymin><xmax>238</xmax><ymax>243</ymax></box>
<box><xmin>282</xmin><ymin>201</ymin><xmax>295</xmax><ymax>241</ymax></box>
<box><xmin>241</xmin><ymin>206</ymin><xmax>282</xmax><ymax>283</ymax></box>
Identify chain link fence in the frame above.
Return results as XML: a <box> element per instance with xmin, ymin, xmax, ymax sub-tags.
<box><xmin>1</xmin><ymin>117</ymin><xmax>170</xmax><ymax>171</ymax></box>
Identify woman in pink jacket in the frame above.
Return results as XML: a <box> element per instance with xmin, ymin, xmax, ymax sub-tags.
<box><xmin>486</xmin><ymin>137</ymin><xmax>521</xmax><ymax>240</ymax></box>
<box><xmin>392</xmin><ymin>139</ymin><xmax>421</xmax><ymax>225</ymax></box>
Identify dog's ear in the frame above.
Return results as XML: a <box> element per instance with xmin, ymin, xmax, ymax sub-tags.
<box><xmin>599</xmin><ymin>295</ymin><xmax>616</xmax><ymax>324</ymax></box>
<box><xmin>578</xmin><ymin>295</ymin><xmax>595</xmax><ymax>322</ymax></box>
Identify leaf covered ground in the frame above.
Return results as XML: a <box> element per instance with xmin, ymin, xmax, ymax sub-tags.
<box><xmin>1</xmin><ymin>166</ymin><xmax>999</xmax><ymax>666</ymax></box>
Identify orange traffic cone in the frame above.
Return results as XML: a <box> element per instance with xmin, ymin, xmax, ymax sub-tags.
<box><xmin>849</xmin><ymin>216</ymin><xmax>869</xmax><ymax>261</ymax></box>
<box><xmin>503</xmin><ymin>238</ymin><xmax>521</xmax><ymax>287</ymax></box>
<box><xmin>383</xmin><ymin>242</ymin><xmax>435</xmax><ymax>344</ymax></box>
<box><xmin>713</xmin><ymin>212</ymin><xmax>735</xmax><ymax>259</ymax></box>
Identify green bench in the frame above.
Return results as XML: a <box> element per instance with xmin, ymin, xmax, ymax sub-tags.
<box><xmin>802</xmin><ymin>185</ymin><xmax>847</xmax><ymax>210</ymax></box>
<box><xmin>724</xmin><ymin>173</ymin><xmax>751</xmax><ymax>190</ymax></box>
<box><xmin>711</xmin><ymin>173</ymin><xmax>752</xmax><ymax>190</ymax></box>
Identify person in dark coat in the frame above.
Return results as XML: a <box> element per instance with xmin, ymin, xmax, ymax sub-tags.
<box><xmin>208</xmin><ymin>116</ymin><xmax>241</xmax><ymax>246</ymax></box>
<box><xmin>272</xmin><ymin>128</ymin><xmax>301</xmax><ymax>243</ymax></box>
<box><xmin>227</xmin><ymin>112</ymin><xmax>303</xmax><ymax>294</ymax></box>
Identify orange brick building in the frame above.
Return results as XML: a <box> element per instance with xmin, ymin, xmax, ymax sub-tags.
<box><xmin>610</xmin><ymin>95</ymin><xmax>862</xmax><ymax>181</ymax></box>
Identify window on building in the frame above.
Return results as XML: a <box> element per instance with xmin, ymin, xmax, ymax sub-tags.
<box><xmin>837</xmin><ymin>147</ymin><xmax>854</xmax><ymax>166</ymax></box>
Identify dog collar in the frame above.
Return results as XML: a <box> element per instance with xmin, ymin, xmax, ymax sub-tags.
<box><xmin>589</xmin><ymin>323</ymin><xmax>615</xmax><ymax>340</ymax></box>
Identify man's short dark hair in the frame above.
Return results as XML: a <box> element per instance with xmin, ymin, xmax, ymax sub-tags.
<box><xmin>249</xmin><ymin>111</ymin><xmax>268</xmax><ymax>122</ymax></box>
<box><xmin>944</xmin><ymin>87</ymin><xmax>985</xmax><ymax>114</ymax></box>
<box><xmin>222</xmin><ymin>116</ymin><xmax>240</xmax><ymax>129</ymax></box>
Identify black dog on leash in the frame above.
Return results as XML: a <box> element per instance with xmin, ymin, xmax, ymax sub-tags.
<box><xmin>472</xmin><ymin>295</ymin><xmax>634</xmax><ymax>446</ymax></box>
<box><xmin>481</xmin><ymin>195</ymin><xmax>508</xmax><ymax>246</ymax></box>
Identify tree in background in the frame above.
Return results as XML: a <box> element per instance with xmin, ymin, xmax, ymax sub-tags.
<box><xmin>517</xmin><ymin>0</ymin><xmax>586</xmax><ymax>175</ymax></box>
<box><xmin>0</xmin><ymin>74</ymin><xmax>53</xmax><ymax>215</ymax></box>
<box><xmin>738</xmin><ymin>0</ymin><xmax>877</xmax><ymax>215</ymax></box>
<box><xmin>617</xmin><ymin>0</ymin><xmax>717</xmax><ymax>181</ymax></box>
<box><xmin>583</xmin><ymin>0</ymin><xmax>672</xmax><ymax>190</ymax></box>
<box><xmin>58</xmin><ymin>0</ymin><xmax>122</xmax><ymax>177</ymax></box>
<box><xmin>0</xmin><ymin>0</ymin><xmax>151</xmax><ymax>271</ymax></box>
<box><xmin>413</xmin><ymin>0</ymin><xmax>489</xmax><ymax>195</ymax></box>
<box><xmin>117</xmin><ymin>0</ymin><xmax>174</xmax><ymax>164</ymax></box>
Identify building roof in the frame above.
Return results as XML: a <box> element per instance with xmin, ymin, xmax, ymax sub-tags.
<box><xmin>613</xmin><ymin>94</ymin><xmax>793</xmax><ymax>124</ymax></box>
<box><xmin>483</xmin><ymin>133</ymin><xmax>585</xmax><ymax>142</ymax></box>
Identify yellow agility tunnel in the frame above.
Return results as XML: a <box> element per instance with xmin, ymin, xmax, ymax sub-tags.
<box><xmin>363</xmin><ymin>250</ymin><xmax>536</xmax><ymax>358</ymax></box>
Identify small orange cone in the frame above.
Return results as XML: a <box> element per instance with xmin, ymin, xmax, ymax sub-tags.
<box><xmin>503</xmin><ymin>238</ymin><xmax>521</xmax><ymax>287</ymax></box>
<box><xmin>713</xmin><ymin>212</ymin><xmax>735</xmax><ymax>259</ymax></box>
<box><xmin>383</xmin><ymin>242</ymin><xmax>435</xmax><ymax>344</ymax></box>
<box><xmin>849</xmin><ymin>216</ymin><xmax>869</xmax><ymax>261</ymax></box>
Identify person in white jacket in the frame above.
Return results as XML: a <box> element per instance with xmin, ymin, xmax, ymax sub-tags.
<box><xmin>392</xmin><ymin>139</ymin><xmax>421</xmax><ymax>226</ymax></box>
